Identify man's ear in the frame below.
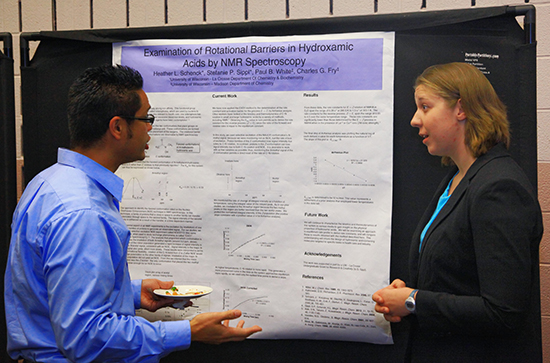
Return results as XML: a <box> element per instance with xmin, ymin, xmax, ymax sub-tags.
<box><xmin>456</xmin><ymin>99</ymin><xmax>467</xmax><ymax>121</ymax></box>
<box><xmin>108</xmin><ymin>116</ymin><xmax>125</xmax><ymax>140</ymax></box>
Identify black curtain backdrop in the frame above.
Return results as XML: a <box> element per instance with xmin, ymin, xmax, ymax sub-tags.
<box><xmin>0</xmin><ymin>32</ymin><xmax>17</xmax><ymax>363</ymax></box>
<box><xmin>15</xmin><ymin>5</ymin><xmax>539</xmax><ymax>362</ymax></box>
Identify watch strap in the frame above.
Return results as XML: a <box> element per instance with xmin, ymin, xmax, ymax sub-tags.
<box><xmin>405</xmin><ymin>289</ymin><xmax>418</xmax><ymax>313</ymax></box>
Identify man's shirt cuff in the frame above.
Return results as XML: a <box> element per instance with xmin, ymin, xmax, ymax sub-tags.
<box><xmin>131</xmin><ymin>279</ymin><xmax>142</xmax><ymax>309</ymax></box>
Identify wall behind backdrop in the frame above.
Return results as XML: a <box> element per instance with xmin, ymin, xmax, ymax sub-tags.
<box><xmin>1</xmin><ymin>0</ymin><xmax>550</xmax><ymax>362</ymax></box>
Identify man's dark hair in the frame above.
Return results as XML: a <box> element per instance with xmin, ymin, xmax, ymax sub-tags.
<box><xmin>67</xmin><ymin>64</ymin><xmax>144</xmax><ymax>148</ymax></box>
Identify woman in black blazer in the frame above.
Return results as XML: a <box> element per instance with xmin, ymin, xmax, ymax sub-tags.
<box><xmin>373</xmin><ymin>63</ymin><xmax>543</xmax><ymax>362</ymax></box>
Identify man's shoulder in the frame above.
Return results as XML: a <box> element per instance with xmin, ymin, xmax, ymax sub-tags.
<box><xmin>33</xmin><ymin>162</ymin><xmax>90</xmax><ymax>193</ymax></box>
<box><xmin>23</xmin><ymin>163</ymin><xmax>96</xmax><ymax>214</ymax></box>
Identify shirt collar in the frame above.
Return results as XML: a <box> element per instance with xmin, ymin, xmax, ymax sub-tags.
<box><xmin>57</xmin><ymin>148</ymin><xmax>124</xmax><ymax>202</ymax></box>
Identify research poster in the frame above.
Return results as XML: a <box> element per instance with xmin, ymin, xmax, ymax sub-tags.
<box><xmin>113</xmin><ymin>31</ymin><xmax>394</xmax><ymax>344</ymax></box>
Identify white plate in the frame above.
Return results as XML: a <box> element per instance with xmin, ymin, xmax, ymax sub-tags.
<box><xmin>153</xmin><ymin>285</ymin><xmax>213</xmax><ymax>300</ymax></box>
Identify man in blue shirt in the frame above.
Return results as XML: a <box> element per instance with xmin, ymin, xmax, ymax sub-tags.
<box><xmin>4</xmin><ymin>65</ymin><xmax>262</xmax><ymax>362</ymax></box>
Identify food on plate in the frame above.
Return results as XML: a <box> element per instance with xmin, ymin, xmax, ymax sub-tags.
<box><xmin>164</xmin><ymin>286</ymin><xmax>205</xmax><ymax>296</ymax></box>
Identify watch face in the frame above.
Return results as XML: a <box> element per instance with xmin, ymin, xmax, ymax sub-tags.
<box><xmin>405</xmin><ymin>297</ymin><xmax>415</xmax><ymax>311</ymax></box>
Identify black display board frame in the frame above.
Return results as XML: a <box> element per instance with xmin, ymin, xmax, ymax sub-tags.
<box><xmin>0</xmin><ymin>33</ymin><xmax>15</xmax><ymax>258</ymax></box>
<box><xmin>15</xmin><ymin>5</ymin><xmax>539</xmax><ymax>362</ymax></box>
<box><xmin>0</xmin><ymin>32</ymin><xmax>17</xmax><ymax>363</ymax></box>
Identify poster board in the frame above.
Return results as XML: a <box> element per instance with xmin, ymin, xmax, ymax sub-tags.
<box><xmin>17</xmin><ymin>5</ymin><xmax>539</xmax><ymax>362</ymax></box>
<box><xmin>112</xmin><ymin>31</ymin><xmax>396</xmax><ymax>344</ymax></box>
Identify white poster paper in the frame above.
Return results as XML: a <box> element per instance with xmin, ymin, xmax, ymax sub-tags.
<box><xmin>113</xmin><ymin>31</ymin><xmax>394</xmax><ymax>344</ymax></box>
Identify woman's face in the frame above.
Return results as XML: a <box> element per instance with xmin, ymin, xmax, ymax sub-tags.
<box><xmin>410</xmin><ymin>85</ymin><xmax>466</xmax><ymax>159</ymax></box>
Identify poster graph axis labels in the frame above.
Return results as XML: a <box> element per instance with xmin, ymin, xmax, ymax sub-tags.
<box><xmin>312</xmin><ymin>156</ymin><xmax>374</xmax><ymax>187</ymax></box>
<box><xmin>222</xmin><ymin>226</ymin><xmax>276</xmax><ymax>261</ymax></box>
<box><xmin>222</xmin><ymin>287</ymin><xmax>273</xmax><ymax>321</ymax></box>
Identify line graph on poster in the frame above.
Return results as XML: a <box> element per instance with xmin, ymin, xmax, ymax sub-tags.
<box><xmin>222</xmin><ymin>226</ymin><xmax>276</xmax><ymax>261</ymax></box>
<box><xmin>121</xmin><ymin>171</ymin><xmax>206</xmax><ymax>204</ymax></box>
<box><xmin>123</xmin><ymin>177</ymin><xmax>146</xmax><ymax>200</ymax></box>
<box><xmin>217</xmin><ymin>159</ymin><xmax>283</xmax><ymax>199</ymax></box>
<box><xmin>312</xmin><ymin>155</ymin><xmax>375</xmax><ymax>187</ymax></box>
<box><xmin>122</xmin><ymin>174</ymin><xmax>174</xmax><ymax>203</ymax></box>
<box><xmin>223</xmin><ymin>286</ymin><xmax>274</xmax><ymax>320</ymax></box>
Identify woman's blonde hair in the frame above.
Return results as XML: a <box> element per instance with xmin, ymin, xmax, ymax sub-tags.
<box><xmin>414</xmin><ymin>62</ymin><xmax>510</xmax><ymax>164</ymax></box>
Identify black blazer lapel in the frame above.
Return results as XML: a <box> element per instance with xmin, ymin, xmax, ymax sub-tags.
<box><xmin>419</xmin><ymin>173</ymin><xmax>467</xmax><ymax>255</ymax></box>
<box><xmin>417</xmin><ymin>144</ymin><xmax>509</xmax><ymax>258</ymax></box>
<box><xmin>409</xmin><ymin>167</ymin><xmax>456</xmax><ymax>283</ymax></box>
<box><xmin>409</xmin><ymin>143</ymin><xmax>511</xmax><ymax>285</ymax></box>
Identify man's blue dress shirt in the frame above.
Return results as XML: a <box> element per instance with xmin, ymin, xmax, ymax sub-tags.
<box><xmin>5</xmin><ymin>148</ymin><xmax>191</xmax><ymax>362</ymax></box>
